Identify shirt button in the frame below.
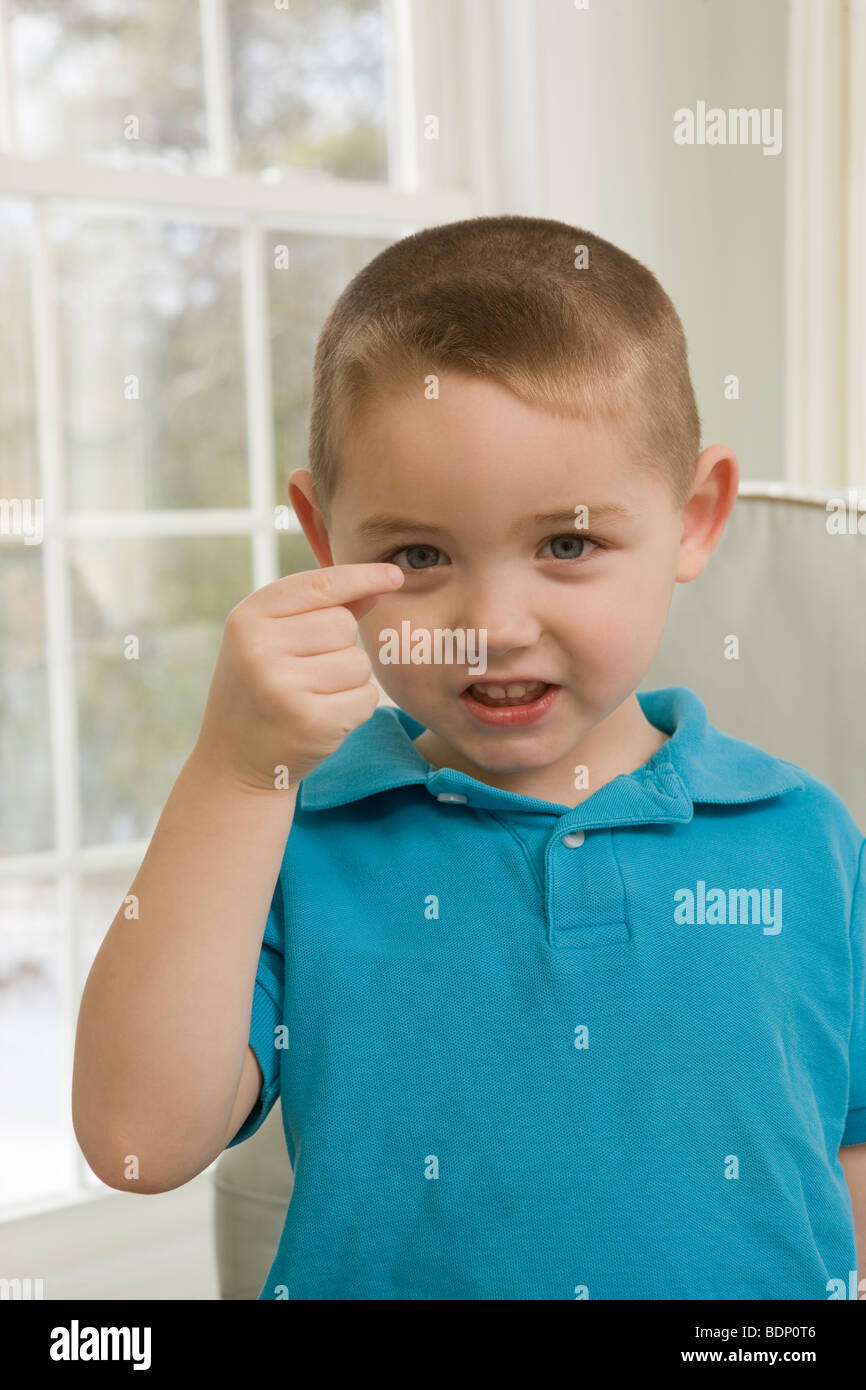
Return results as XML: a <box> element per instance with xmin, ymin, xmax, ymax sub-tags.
<box><xmin>437</xmin><ymin>792</ymin><xmax>468</xmax><ymax>803</ymax></box>
<box><xmin>561</xmin><ymin>830</ymin><xmax>585</xmax><ymax>847</ymax></box>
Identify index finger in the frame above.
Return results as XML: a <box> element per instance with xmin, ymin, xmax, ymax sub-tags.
<box><xmin>256</xmin><ymin>562</ymin><xmax>404</xmax><ymax>619</ymax></box>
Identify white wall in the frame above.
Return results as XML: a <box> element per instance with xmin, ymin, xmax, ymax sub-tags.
<box><xmin>506</xmin><ymin>0</ymin><xmax>789</xmax><ymax>487</ymax></box>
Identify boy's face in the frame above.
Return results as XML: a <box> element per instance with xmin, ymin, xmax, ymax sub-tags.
<box><xmin>291</xmin><ymin>372</ymin><xmax>736</xmax><ymax>791</ymax></box>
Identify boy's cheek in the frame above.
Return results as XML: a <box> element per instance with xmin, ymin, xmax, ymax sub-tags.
<box><xmin>358</xmin><ymin>606</ymin><xmax>393</xmax><ymax>647</ymax></box>
<box><xmin>566</xmin><ymin>601</ymin><xmax>662</xmax><ymax>681</ymax></box>
<box><xmin>357</xmin><ymin>618</ymin><xmax>404</xmax><ymax>681</ymax></box>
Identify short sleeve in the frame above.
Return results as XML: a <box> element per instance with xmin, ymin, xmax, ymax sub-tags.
<box><xmin>225</xmin><ymin>873</ymin><xmax>285</xmax><ymax>1148</ymax></box>
<box><xmin>841</xmin><ymin>838</ymin><xmax>866</xmax><ymax>1146</ymax></box>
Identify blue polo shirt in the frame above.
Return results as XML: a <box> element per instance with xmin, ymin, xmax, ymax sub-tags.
<box><xmin>227</xmin><ymin>685</ymin><xmax>866</xmax><ymax>1300</ymax></box>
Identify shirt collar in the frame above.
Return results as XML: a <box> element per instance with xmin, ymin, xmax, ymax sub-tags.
<box><xmin>297</xmin><ymin>685</ymin><xmax>805</xmax><ymax>828</ymax></box>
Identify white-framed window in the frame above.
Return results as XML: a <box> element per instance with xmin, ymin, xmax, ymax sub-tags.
<box><xmin>0</xmin><ymin>0</ymin><xmax>499</xmax><ymax>1221</ymax></box>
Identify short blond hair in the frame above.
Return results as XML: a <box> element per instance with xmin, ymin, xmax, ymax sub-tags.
<box><xmin>308</xmin><ymin>214</ymin><xmax>701</xmax><ymax>524</ymax></box>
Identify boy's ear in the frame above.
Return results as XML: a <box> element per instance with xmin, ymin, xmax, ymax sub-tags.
<box><xmin>288</xmin><ymin>469</ymin><xmax>335</xmax><ymax>569</ymax></box>
<box><xmin>675</xmin><ymin>445</ymin><xmax>739</xmax><ymax>584</ymax></box>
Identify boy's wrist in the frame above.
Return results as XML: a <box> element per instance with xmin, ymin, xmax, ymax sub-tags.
<box><xmin>187</xmin><ymin>735</ymin><xmax>301</xmax><ymax>804</ymax></box>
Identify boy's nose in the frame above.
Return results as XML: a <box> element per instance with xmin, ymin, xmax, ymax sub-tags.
<box><xmin>455</xmin><ymin>582</ymin><xmax>543</xmax><ymax>654</ymax></box>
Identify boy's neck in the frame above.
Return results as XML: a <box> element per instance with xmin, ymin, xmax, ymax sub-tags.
<box><xmin>412</xmin><ymin>692</ymin><xmax>669</xmax><ymax>809</ymax></box>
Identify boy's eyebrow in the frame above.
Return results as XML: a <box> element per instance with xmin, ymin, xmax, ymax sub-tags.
<box><xmin>532</xmin><ymin>505</ymin><xmax>634</xmax><ymax>528</ymax></box>
<box><xmin>355</xmin><ymin>503</ymin><xmax>634</xmax><ymax>541</ymax></box>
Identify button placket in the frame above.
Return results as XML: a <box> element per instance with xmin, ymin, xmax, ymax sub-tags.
<box><xmin>546</xmin><ymin>825</ymin><xmax>629</xmax><ymax>948</ymax></box>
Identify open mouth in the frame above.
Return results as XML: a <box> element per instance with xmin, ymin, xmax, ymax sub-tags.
<box><xmin>463</xmin><ymin>680</ymin><xmax>551</xmax><ymax>707</ymax></box>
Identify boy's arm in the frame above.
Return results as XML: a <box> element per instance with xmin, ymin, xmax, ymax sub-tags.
<box><xmin>839</xmin><ymin>1143</ymin><xmax>866</xmax><ymax>1287</ymax></box>
<box><xmin>72</xmin><ymin>751</ymin><xmax>297</xmax><ymax>1193</ymax></box>
<box><xmin>71</xmin><ymin>564</ymin><xmax>398</xmax><ymax>1195</ymax></box>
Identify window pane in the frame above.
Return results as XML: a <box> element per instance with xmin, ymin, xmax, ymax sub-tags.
<box><xmin>278</xmin><ymin>528</ymin><xmax>316</xmax><ymax>579</ymax></box>
<box><xmin>72</xmin><ymin>535</ymin><xmax>252</xmax><ymax>846</ymax></box>
<box><xmin>0</xmin><ymin>879</ymin><xmax>74</xmax><ymax>1208</ymax></box>
<box><xmin>0</xmin><ymin>548</ymin><xmax>52</xmax><ymax>857</ymax></box>
<box><xmin>52</xmin><ymin>215</ymin><xmax>248</xmax><ymax>511</ymax></box>
<box><xmin>268</xmin><ymin>231</ymin><xmax>395</xmax><ymax>512</ymax></box>
<box><xmin>0</xmin><ymin>201</ymin><xmax>38</xmax><ymax>499</ymax></box>
<box><xmin>229</xmin><ymin>0</ymin><xmax>389</xmax><ymax>181</ymax></box>
<box><xmin>9</xmin><ymin>0</ymin><xmax>208</xmax><ymax>171</ymax></box>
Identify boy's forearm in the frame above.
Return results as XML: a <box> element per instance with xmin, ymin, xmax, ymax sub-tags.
<box><xmin>72</xmin><ymin>742</ymin><xmax>295</xmax><ymax>1193</ymax></box>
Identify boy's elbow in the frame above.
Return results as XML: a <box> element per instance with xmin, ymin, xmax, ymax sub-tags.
<box><xmin>72</xmin><ymin>1090</ymin><xmax>225</xmax><ymax>1193</ymax></box>
<box><xmin>81</xmin><ymin>1154</ymin><xmax>192</xmax><ymax>1195</ymax></box>
<box><xmin>91</xmin><ymin>1168</ymin><xmax>175</xmax><ymax>1196</ymax></box>
<box><xmin>73</xmin><ymin>1119</ymin><xmax>184</xmax><ymax>1195</ymax></box>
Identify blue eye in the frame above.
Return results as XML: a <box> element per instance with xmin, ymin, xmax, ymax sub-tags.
<box><xmin>544</xmin><ymin>534</ymin><xmax>599</xmax><ymax>561</ymax></box>
<box><xmin>389</xmin><ymin>544</ymin><xmax>441</xmax><ymax>570</ymax></box>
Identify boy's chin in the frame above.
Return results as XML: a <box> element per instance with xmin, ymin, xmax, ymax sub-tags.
<box><xmin>449</xmin><ymin>727</ymin><xmax>567</xmax><ymax>770</ymax></box>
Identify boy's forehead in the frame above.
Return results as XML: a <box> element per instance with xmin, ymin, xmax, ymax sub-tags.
<box><xmin>340</xmin><ymin>387</ymin><xmax>644</xmax><ymax>489</ymax></box>
<box><xmin>333</xmin><ymin>400</ymin><xmax>657</xmax><ymax>533</ymax></box>
<box><xmin>322</xmin><ymin>374</ymin><xmax>683</xmax><ymax>539</ymax></box>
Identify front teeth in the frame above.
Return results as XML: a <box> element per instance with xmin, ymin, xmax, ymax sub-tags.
<box><xmin>486</xmin><ymin>684</ymin><xmax>524</xmax><ymax>698</ymax></box>
<box><xmin>469</xmin><ymin>680</ymin><xmax>546</xmax><ymax>704</ymax></box>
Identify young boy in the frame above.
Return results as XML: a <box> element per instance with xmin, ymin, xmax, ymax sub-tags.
<box><xmin>72</xmin><ymin>215</ymin><xmax>866</xmax><ymax>1301</ymax></box>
